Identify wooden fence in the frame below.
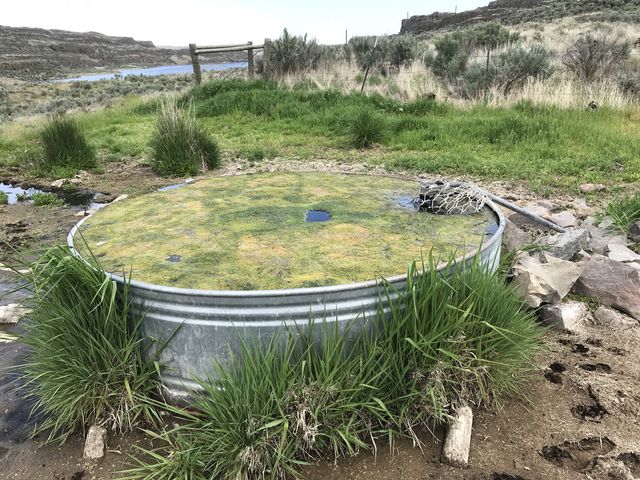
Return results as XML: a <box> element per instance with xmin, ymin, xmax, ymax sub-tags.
<box><xmin>188</xmin><ymin>39</ymin><xmax>271</xmax><ymax>84</ymax></box>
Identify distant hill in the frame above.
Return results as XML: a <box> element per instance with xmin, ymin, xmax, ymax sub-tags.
<box><xmin>401</xmin><ymin>0</ymin><xmax>640</xmax><ymax>35</ymax></box>
<box><xmin>0</xmin><ymin>26</ymin><xmax>241</xmax><ymax>81</ymax></box>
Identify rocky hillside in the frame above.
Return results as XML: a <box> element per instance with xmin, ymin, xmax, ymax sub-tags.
<box><xmin>401</xmin><ymin>0</ymin><xmax>640</xmax><ymax>35</ymax></box>
<box><xmin>0</xmin><ymin>26</ymin><xmax>240</xmax><ymax>81</ymax></box>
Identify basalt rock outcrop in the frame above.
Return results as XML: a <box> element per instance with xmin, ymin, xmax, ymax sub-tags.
<box><xmin>0</xmin><ymin>25</ymin><xmax>240</xmax><ymax>81</ymax></box>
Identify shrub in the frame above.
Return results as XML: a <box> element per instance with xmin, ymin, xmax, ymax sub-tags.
<box><xmin>562</xmin><ymin>33</ymin><xmax>631</xmax><ymax>82</ymax></box>
<box><xmin>149</xmin><ymin>100</ymin><xmax>220</xmax><ymax>177</ymax></box>
<box><xmin>432</xmin><ymin>31</ymin><xmax>472</xmax><ymax>80</ymax></box>
<box><xmin>265</xmin><ymin>29</ymin><xmax>324</xmax><ymax>76</ymax></box>
<box><xmin>345</xmin><ymin>108</ymin><xmax>386</xmax><ymax>148</ymax></box>
<box><xmin>388</xmin><ymin>35</ymin><xmax>418</xmax><ymax>69</ymax></box>
<box><xmin>0</xmin><ymin>192</ymin><xmax>7</xmax><ymax>204</ymax></box>
<box><xmin>31</xmin><ymin>192</ymin><xmax>63</xmax><ymax>207</ymax></box>
<box><xmin>606</xmin><ymin>192</ymin><xmax>640</xmax><ymax>235</ymax></box>
<box><xmin>347</xmin><ymin>36</ymin><xmax>390</xmax><ymax>72</ymax></box>
<box><xmin>124</xmin><ymin>259</ymin><xmax>540</xmax><ymax>479</ymax></box>
<box><xmin>38</xmin><ymin>116</ymin><xmax>96</xmax><ymax>174</ymax></box>
<box><xmin>492</xmin><ymin>45</ymin><xmax>554</xmax><ymax>95</ymax></box>
<box><xmin>16</xmin><ymin>245</ymin><xmax>161</xmax><ymax>443</ymax></box>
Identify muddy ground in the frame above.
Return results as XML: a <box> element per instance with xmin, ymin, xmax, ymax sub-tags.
<box><xmin>1</xmin><ymin>162</ymin><xmax>638</xmax><ymax>480</ymax></box>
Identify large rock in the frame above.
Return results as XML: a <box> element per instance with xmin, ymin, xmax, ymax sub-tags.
<box><xmin>503</xmin><ymin>218</ymin><xmax>534</xmax><ymax>252</ymax></box>
<box><xmin>539</xmin><ymin>228</ymin><xmax>590</xmax><ymax>260</ymax></box>
<box><xmin>549</xmin><ymin>210</ymin><xmax>577</xmax><ymax>228</ymax></box>
<box><xmin>0</xmin><ymin>304</ymin><xmax>31</xmax><ymax>324</ymax></box>
<box><xmin>605</xmin><ymin>244</ymin><xmax>640</xmax><ymax>264</ymax></box>
<box><xmin>594</xmin><ymin>305</ymin><xmax>638</xmax><ymax>329</ymax></box>
<box><xmin>629</xmin><ymin>221</ymin><xmax>640</xmax><ymax>243</ymax></box>
<box><xmin>582</xmin><ymin>217</ymin><xmax>627</xmax><ymax>254</ymax></box>
<box><xmin>573</xmin><ymin>255</ymin><xmax>640</xmax><ymax>320</ymax></box>
<box><xmin>539</xmin><ymin>301</ymin><xmax>587</xmax><ymax>331</ymax></box>
<box><xmin>507</xmin><ymin>205</ymin><xmax>552</xmax><ymax>231</ymax></box>
<box><xmin>512</xmin><ymin>254</ymin><xmax>583</xmax><ymax>308</ymax></box>
<box><xmin>83</xmin><ymin>425</ymin><xmax>107</xmax><ymax>459</ymax></box>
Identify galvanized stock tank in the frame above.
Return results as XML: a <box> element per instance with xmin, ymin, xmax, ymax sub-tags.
<box><xmin>68</xmin><ymin>199</ymin><xmax>505</xmax><ymax>404</ymax></box>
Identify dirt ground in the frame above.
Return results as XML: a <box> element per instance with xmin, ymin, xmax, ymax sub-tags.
<box><xmin>1</xmin><ymin>162</ymin><xmax>637</xmax><ymax>480</ymax></box>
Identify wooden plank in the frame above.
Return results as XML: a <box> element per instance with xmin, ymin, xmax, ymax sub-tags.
<box><xmin>189</xmin><ymin>43</ymin><xmax>202</xmax><ymax>85</ymax></box>
<box><xmin>196</xmin><ymin>44</ymin><xmax>264</xmax><ymax>54</ymax></box>
<box><xmin>247</xmin><ymin>41</ymin><xmax>254</xmax><ymax>78</ymax></box>
<box><xmin>262</xmin><ymin>38</ymin><xmax>271</xmax><ymax>79</ymax></box>
<box><xmin>197</xmin><ymin>42</ymin><xmax>252</xmax><ymax>50</ymax></box>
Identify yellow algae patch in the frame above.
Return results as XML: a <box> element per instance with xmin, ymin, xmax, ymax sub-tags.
<box><xmin>78</xmin><ymin>173</ymin><xmax>495</xmax><ymax>290</ymax></box>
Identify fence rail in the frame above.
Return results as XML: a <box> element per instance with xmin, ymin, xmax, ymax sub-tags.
<box><xmin>188</xmin><ymin>39</ymin><xmax>271</xmax><ymax>84</ymax></box>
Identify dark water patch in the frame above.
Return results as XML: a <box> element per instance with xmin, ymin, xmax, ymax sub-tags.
<box><xmin>305</xmin><ymin>210</ymin><xmax>331</xmax><ymax>223</ymax></box>
<box><xmin>485</xmin><ymin>221</ymin><xmax>499</xmax><ymax>237</ymax></box>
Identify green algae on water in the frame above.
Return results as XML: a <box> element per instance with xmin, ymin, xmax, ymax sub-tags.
<box><xmin>78</xmin><ymin>173</ymin><xmax>495</xmax><ymax>290</ymax></box>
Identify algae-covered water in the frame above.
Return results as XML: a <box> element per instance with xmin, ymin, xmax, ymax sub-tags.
<box><xmin>78</xmin><ymin>173</ymin><xmax>495</xmax><ymax>290</ymax></box>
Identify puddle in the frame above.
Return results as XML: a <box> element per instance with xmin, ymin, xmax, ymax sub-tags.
<box><xmin>158</xmin><ymin>183</ymin><xmax>188</xmax><ymax>192</ymax></box>
<box><xmin>305</xmin><ymin>210</ymin><xmax>331</xmax><ymax>223</ymax></box>
<box><xmin>0</xmin><ymin>183</ymin><xmax>45</xmax><ymax>204</ymax></box>
<box><xmin>1</xmin><ymin>182</ymin><xmax>108</xmax><ymax>209</ymax></box>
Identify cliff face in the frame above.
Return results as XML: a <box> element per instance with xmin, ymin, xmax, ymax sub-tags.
<box><xmin>0</xmin><ymin>26</ymin><xmax>239</xmax><ymax>80</ymax></box>
<box><xmin>401</xmin><ymin>0</ymin><xmax>544</xmax><ymax>34</ymax></box>
<box><xmin>400</xmin><ymin>0</ymin><xmax>640</xmax><ymax>35</ymax></box>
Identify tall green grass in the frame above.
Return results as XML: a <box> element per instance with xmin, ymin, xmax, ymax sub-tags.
<box><xmin>606</xmin><ymin>192</ymin><xmax>640</xmax><ymax>234</ymax></box>
<box><xmin>149</xmin><ymin>100</ymin><xmax>220</xmax><ymax>177</ymax></box>
<box><xmin>15</xmin><ymin>245</ymin><xmax>161</xmax><ymax>444</ymax></box>
<box><xmin>38</xmin><ymin>116</ymin><xmax>96</xmax><ymax>175</ymax></box>
<box><xmin>124</xmin><ymin>258</ymin><xmax>540</xmax><ymax>479</ymax></box>
<box><xmin>345</xmin><ymin>108</ymin><xmax>386</xmax><ymax>148</ymax></box>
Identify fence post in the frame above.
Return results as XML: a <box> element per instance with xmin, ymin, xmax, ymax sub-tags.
<box><xmin>189</xmin><ymin>43</ymin><xmax>202</xmax><ymax>85</ymax></box>
<box><xmin>262</xmin><ymin>38</ymin><xmax>271</xmax><ymax>80</ymax></box>
<box><xmin>247</xmin><ymin>41</ymin><xmax>254</xmax><ymax>78</ymax></box>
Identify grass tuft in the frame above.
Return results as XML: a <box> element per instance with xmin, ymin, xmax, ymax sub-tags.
<box><xmin>345</xmin><ymin>108</ymin><xmax>386</xmax><ymax>149</ymax></box>
<box><xmin>123</xmin><ymin>258</ymin><xmax>540</xmax><ymax>479</ymax></box>
<box><xmin>149</xmin><ymin>99</ymin><xmax>221</xmax><ymax>177</ymax></box>
<box><xmin>0</xmin><ymin>191</ymin><xmax>7</xmax><ymax>204</ymax></box>
<box><xmin>14</xmin><ymin>245</ymin><xmax>161</xmax><ymax>444</ymax></box>
<box><xmin>606</xmin><ymin>192</ymin><xmax>640</xmax><ymax>235</ymax></box>
<box><xmin>38</xmin><ymin>116</ymin><xmax>96</xmax><ymax>175</ymax></box>
<box><xmin>31</xmin><ymin>192</ymin><xmax>63</xmax><ymax>207</ymax></box>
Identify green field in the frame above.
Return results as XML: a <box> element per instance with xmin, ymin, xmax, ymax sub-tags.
<box><xmin>1</xmin><ymin>79</ymin><xmax>639</xmax><ymax>196</ymax></box>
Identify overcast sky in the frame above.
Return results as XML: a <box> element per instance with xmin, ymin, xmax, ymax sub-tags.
<box><xmin>3</xmin><ymin>0</ymin><xmax>488</xmax><ymax>46</ymax></box>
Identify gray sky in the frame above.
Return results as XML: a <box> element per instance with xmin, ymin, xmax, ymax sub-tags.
<box><xmin>3</xmin><ymin>0</ymin><xmax>488</xmax><ymax>46</ymax></box>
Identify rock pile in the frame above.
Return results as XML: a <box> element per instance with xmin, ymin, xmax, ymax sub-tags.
<box><xmin>506</xmin><ymin>201</ymin><xmax>640</xmax><ymax>331</ymax></box>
